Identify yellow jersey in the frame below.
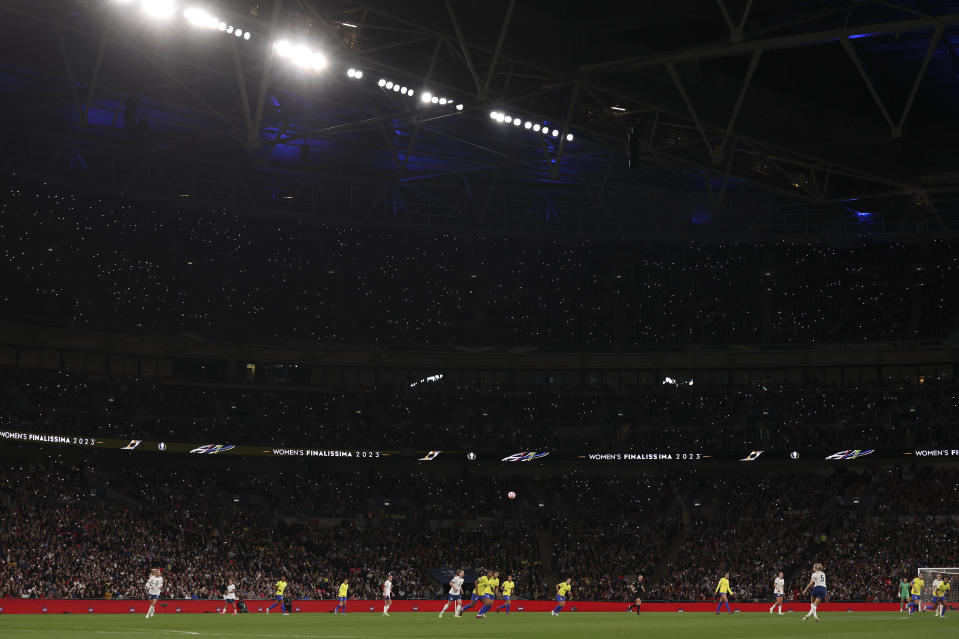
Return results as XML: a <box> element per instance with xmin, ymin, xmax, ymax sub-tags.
<box><xmin>489</xmin><ymin>577</ymin><xmax>500</xmax><ymax>594</ymax></box>
<box><xmin>557</xmin><ymin>582</ymin><xmax>571</xmax><ymax>597</ymax></box>
<box><xmin>716</xmin><ymin>577</ymin><xmax>732</xmax><ymax>594</ymax></box>
<box><xmin>911</xmin><ymin>578</ymin><xmax>924</xmax><ymax>596</ymax></box>
<box><xmin>502</xmin><ymin>580</ymin><xmax>515</xmax><ymax>597</ymax></box>
<box><xmin>934</xmin><ymin>582</ymin><xmax>950</xmax><ymax>598</ymax></box>
<box><xmin>275</xmin><ymin>580</ymin><xmax>287</xmax><ymax>596</ymax></box>
<box><xmin>338</xmin><ymin>583</ymin><xmax>349</xmax><ymax>598</ymax></box>
<box><xmin>475</xmin><ymin>576</ymin><xmax>489</xmax><ymax>596</ymax></box>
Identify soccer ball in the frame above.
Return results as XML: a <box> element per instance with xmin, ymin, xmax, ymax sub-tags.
<box><xmin>507</xmin><ymin>491</ymin><xmax>516</xmax><ymax>500</ymax></box>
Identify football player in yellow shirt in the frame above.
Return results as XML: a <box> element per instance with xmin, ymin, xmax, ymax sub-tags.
<box><xmin>715</xmin><ymin>572</ymin><xmax>734</xmax><ymax>615</ymax></box>
<box><xmin>551</xmin><ymin>578</ymin><xmax>572</xmax><ymax>616</ymax></box>
<box><xmin>266</xmin><ymin>576</ymin><xmax>287</xmax><ymax>614</ymax></box>
<box><xmin>933</xmin><ymin>576</ymin><xmax>950</xmax><ymax>617</ymax></box>
<box><xmin>908</xmin><ymin>575</ymin><xmax>924</xmax><ymax>614</ymax></box>
<box><xmin>334</xmin><ymin>578</ymin><xmax>349</xmax><ymax>614</ymax></box>
<box><xmin>462</xmin><ymin>571</ymin><xmax>490</xmax><ymax>614</ymax></box>
<box><xmin>495</xmin><ymin>575</ymin><xmax>515</xmax><ymax>614</ymax></box>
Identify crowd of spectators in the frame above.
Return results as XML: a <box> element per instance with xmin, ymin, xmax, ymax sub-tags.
<box><xmin>2</xmin><ymin>458</ymin><xmax>956</xmax><ymax>603</ymax></box>
<box><xmin>2</xmin><ymin>175</ymin><xmax>958</xmax><ymax>347</ymax></box>
<box><xmin>3</xmin><ymin>368</ymin><xmax>958</xmax><ymax>451</ymax></box>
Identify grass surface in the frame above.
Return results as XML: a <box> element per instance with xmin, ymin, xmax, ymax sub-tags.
<box><xmin>0</xmin><ymin>610</ymin><xmax>950</xmax><ymax>638</ymax></box>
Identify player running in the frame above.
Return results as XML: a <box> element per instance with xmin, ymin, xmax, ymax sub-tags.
<box><xmin>334</xmin><ymin>578</ymin><xmax>349</xmax><ymax>614</ymax></box>
<box><xmin>475</xmin><ymin>571</ymin><xmax>500</xmax><ymax>618</ymax></box>
<box><xmin>382</xmin><ymin>574</ymin><xmax>393</xmax><ymax>616</ymax></box>
<box><xmin>907</xmin><ymin>574</ymin><xmax>925</xmax><ymax>614</ymax></box>
<box><xmin>715</xmin><ymin>572</ymin><xmax>734</xmax><ymax>615</ymax></box>
<box><xmin>144</xmin><ymin>568</ymin><xmax>163</xmax><ymax>619</ymax></box>
<box><xmin>551</xmin><ymin>578</ymin><xmax>572</xmax><ymax>616</ymax></box>
<box><xmin>932</xmin><ymin>576</ymin><xmax>950</xmax><ymax>617</ymax></box>
<box><xmin>495</xmin><ymin>575</ymin><xmax>515</xmax><ymax>614</ymax></box>
<box><xmin>222</xmin><ymin>579</ymin><xmax>238</xmax><ymax>615</ymax></box>
<box><xmin>627</xmin><ymin>574</ymin><xmax>645</xmax><ymax>615</ymax></box>
<box><xmin>461</xmin><ymin>571</ymin><xmax>487</xmax><ymax>614</ymax></box>
<box><xmin>801</xmin><ymin>563</ymin><xmax>826</xmax><ymax>622</ymax></box>
<box><xmin>899</xmin><ymin>578</ymin><xmax>910</xmax><ymax>612</ymax></box>
<box><xmin>265</xmin><ymin>576</ymin><xmax>287</xmax><ymax>615</ymax></box>
<box><xmin>439</xmin><ymin>569</ymin><xmax>465</xmax><ymax>617</ymax></box>
<box><xmin>769</xmin><ymin>572</ymin><xmax>784</xmax><ymax>615</ymax></box>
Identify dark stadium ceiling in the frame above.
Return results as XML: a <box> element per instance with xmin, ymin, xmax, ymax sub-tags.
<box><xmin>2</xmin><ymin>0</ymin><xmax>959</xmax><ymax>234</ymax></box>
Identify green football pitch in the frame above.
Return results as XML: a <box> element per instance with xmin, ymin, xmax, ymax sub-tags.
<box><xmin>0</xmin><ymin>611</ymin><xmax>950</xmax><ymax>638</ymax></box>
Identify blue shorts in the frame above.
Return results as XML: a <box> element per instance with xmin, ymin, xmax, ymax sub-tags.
<box><xmin>932</xmin><ymin>596</ymin><xmax>943</xmax><ymax>604</ymax></box>
<box><xmin>448</xmin><ymin>594</ymin><xmax>462</xmax><ymax>601</ymax></box>
<box><xmin>811</xmin><ymin>586</ymin><xmax>827</xmax><ymax>600</ymax></box>
<box><xmin>470</xmin><ymin>593</ymin><xmax>479</xmax><ymax>601</ymax></box>
<box><xmin>503</xmin><ymin>595</ymin><xmax>511</xmax><ymax>601</ymax></box>
<box><xmin>911</xmin><ymin>594</ymin><xmax>921</xmax><ymax>601</ymax></box>
<box><xmin>483</xmin><ymin>593</ymin><xmax>494</xmax><ymax>601</ymax></box>
<box><xmin>337</xmin><ymin>597</ymin><xmax>346</xmax><ymax>603</ymax></box>
<box><xmin>275</xmin><ymin>595</ymin><xmax>284</xmax><ymax>601</ymax></box>
<box><xmin>555</xmin><ymin>595</ymin><xmax>566</xmax><ymax>602</ymax></box>
<box><xmin>148</xmin><ymin>594</ymin><xmax>159</xmax><ymax>600</ymax></box>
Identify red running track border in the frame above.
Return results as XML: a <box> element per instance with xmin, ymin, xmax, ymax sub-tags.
<box><xmin>0</xmin><ymin>598</ymin><xmax>901</xmax><ymax>614</ymax></box>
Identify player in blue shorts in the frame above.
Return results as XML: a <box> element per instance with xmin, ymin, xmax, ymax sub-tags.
<box><xmin>801</xmin><ymin>563</ymin><xmax>826</xmax><ymax>622</ymax></box>
<box><xmin>551</xmin><ymin>578</ymin><xmax>572</xmax><ymax>616</ymax></box>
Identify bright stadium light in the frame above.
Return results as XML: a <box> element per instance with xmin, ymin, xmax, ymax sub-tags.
<box><xmin>504</xmin><ymin>115</ymin><xmax>512</xmax><ymax>123</ymax></box>
<box><xmin>421</xmin><ymin>92</ymin><xmax>432</xmax><ymax>103</ymax></box>
<box><xmin>439</xmin><ymin>97</ymin><xmax>447</xmax><ymax>105</ymax></box>
<box><xmin>406</xmin><ymin>89</ymin><xmax>414</xmax><ymax>97</ymax></box>
<box><xmin>513</xmin><ymin>118</ymin><xmax>521</xmax><ymax>126</ymax></box>
<box><xmin>183</xmin><ymin>7</ymin><xmax>218</xmax><ymax>29</ymax></box>
<box><xmin>456</xmin><ymin>104</ymin><xmax>463</xmax><ymax>111</ymax></box>
<box><xmin>551</xmin><ymin>129</ymin><xmax>559</xmax><ymax>137</ymax></box>
<box><xmin>430</xmin><ymin>96</ymin><xmax>438</xmax><ymax>104</ymax></box>
<box><xmin>490</xmin><ymin>111</ymin><xmax>498</xmax><ymax>119</ymax></box>
<box><xmin>225</xmin><ymin>25</ymin><xmax>234</xmax><ymax>34</ymax></box>
<box><xmin>400</xmin><ymin>87</ymin><xmax>408</xmax><ymax>95</ymax></box>
<box><xmin>495</xmin><ymin>112</ymin><xmax>505</xmax><ymax>122</ymax></box>
<box><xmin>347</xmin><ymin>68</ymin><xmax>356</xmax><ymax>78</ymax></box>
<box><xmin>354</xmin><ymin>70</ymin><xmax>362</xmax><ymax>78</ymax></box>
<box><xmin>377</xmin><ymin>78</ymin><xmax>386</xmax><ymax>87</ymax></box>
<box><xmin>393</xmin><ymin>84</ymin><xmax>401</xmax><ymax>92</ymax></box>
<box><xmin>234</xmin><ymin>29</ymin><xmax>243</xmax><ymax>37</ymax></box>
<box><xmin>566</xmin><ymin>133</ymin><xmax>574</xmax><ymax>141</ymax></box>
<box><xmin>524</xmin><ymin>121</ymin><xmax>532</xmax><ymax>129</ymax></box>
<box><xmin>142</xmin><ymin>0</ymin><xmax>175</xmax><ymax>19</ymax></box>
<box><xmin>243</xmin><ymin>31</ymin><xmax>251</xmax><ymax>40</ymax></box>
<box><xmin>217</xmin><ymin>21</ymin><xmax>227</xmax><ymax>31</ymax></box>
<box><xmin>385</xmin><ymin>81</ymin><xmax>394</xmax><ymax>89</ymax></box>
<box><xmin>533</xmin><ymin>123</ymin><xmax>541</xmax><ymax>131</ymax></box>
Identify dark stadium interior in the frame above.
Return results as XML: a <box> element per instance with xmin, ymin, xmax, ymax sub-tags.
<box><xmin>1</xmin><ymin>0</ymin><xmax>959</xmax><ymax>615</ymax></box>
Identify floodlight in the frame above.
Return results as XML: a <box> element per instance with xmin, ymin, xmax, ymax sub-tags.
<box><xmin>421</xmin><ymin>92</ymin><xmax>432</xmax><ymax>103</ymax></box>
<box><xmin>456</xmin><ymin>104</ymin><xmax>463</xmax><ymax>111</ymax></box>
<box><xmin>377</xmin><ymin>78</ymin><xmax>386</xmax><ymax>87</ymax></box>
<box><xmin>406</xmin><ymin>89</ymin><xmax>414</xmax><ymax>97</ymax></box>
<box><xmin>566</xmin><ymin>133</ymin><xmax>573</xmax><ymax>141</ymax></box>
<box><xmin>551</xmin><ymin>129</ymin><xmax>559</xmax><ymax>137</ymax></box>
<box><xmin>234</xmin><ymin>29</ymin><xmax>243</xmax><ymax>37</ymax></box>
<box><xmin>439</xmin><ymin>98</ymin><xmax>447</xmax><ymax>105</ymax></box>
<box><xmin>513</xmin><ymin>119</ymin><xmax>521</xmax><ymax>126</ymax></box>
<box><xmin>393</xmin><ymin>85</ymin><xmax>401</xmax><ymax>92</ymax></box>
<box><xmin>533</xmin><ymin>124</ymin><xmax>541</xmax><ymax>131</ymax></box>
<box><xmin>495</xmin><ymin>113</ymin><xmax>505</xmax><ymax>122</ymax></box>
<box><xmin>354</xmin><ymin>70</ymin><xmax>362</xmax><ymax>78</ymax></box>
<box><xmin>184</xmin><ymin>7</ymin><xmax>218</xmax><ymax>29</ymax></box>
<box><xmin>243</xmin><ymin>31</ymin><xmax>251</xmax><ymax>40</ymax></box>
<box><xmin>430</xmin><ymin>96</ymin><xmax>438</xmax><ymax>103</ymax></box>
<box><xmin>400</xmin><ymin>88</ymin><xmax>408</xmax><ymax>95</ymax></box>
<box><xmin>385</xmin><ymin>81</ymin><xmax>394</xmax><ymax>89</ymax></box>
<box><xmin>309</xmin><ymin>52</ymin><xmax>326</xmax><ymax>70</ymax></box>
<box><xmin>347</xmin><ymin>68</ymin><xmax>356</xmax><ymax>78</ymax></box>
<box><xmin>504</xmin><ymin>115</ymin><xmax>512</xmax><ymax>123</ymax></box>
<box><xmin>142</xmin><ymin>0</ymin><xmax>175</xmax><ymax>19</ymax></box>
<box><xmin>218</xmin><ymin>22</ymin><xmax>227</xmax><ymax>31</ymax></box>
<box><xmin>524</xmin><ymin>121</ymin><xmax>531</xmax><ymax>129</ymax></box>
<box><xmin>490</xmin><ymin>111</ymin><xmax>498</xmax><ymax>119</ymax></box>
<box><xmin>226</xmin><ymin>25</ymin><xmax>234</xmax><ymax>34</ymax></box>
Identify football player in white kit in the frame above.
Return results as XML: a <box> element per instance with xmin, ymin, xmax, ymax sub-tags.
<box><xmin>382</xmin><ymin>573</ymin><xmax>393</xmax><ymax>616</ymax></box>
<box><xmin>769</xmin><ymin>571</ymin><xmax>785</xmax><ymax>615</ymax></box>
<box><xmin>144</xmin><ymin>568</ymin><xmax>163</xmax><ymax>619</ymax></box>
<box><xmin>222</xmin><ymin>579</ymin><xmax>238</xmax><ymax>615</ymax></box>
<box><xmin>801</xmin><ymin>563</ymin><xmax>826</xmax><ymax>622</ymax></box>
<box><xmin>439</xmin><ymin>570</ymin><xmax>465</xmax><ymax>618</ymax></box>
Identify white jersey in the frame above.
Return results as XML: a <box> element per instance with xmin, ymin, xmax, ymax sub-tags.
<box><xmin>383</xmin><ymin>579</ymin><xmax>393</xmax><ymax>598</ymax></box>
<box><xmin>811</xmin><ymin>571</ymin><xmax>826</xmax><ymax>589</ymax></box>
<box><xmin>932</xmin><ymin>579</ymin><xmax>942</xmax><ymax>595</ymax></box>
<box><xmin>225</xmin><ymin>584</ymin><xmax>236</xmax><ymax>600</ymax></box>
<box><xmin>449</xmin><ymin>576</ymin><xmax>464</xmax><ymax>595</ymax></box>
<box><xmin>146</xmin><ymin>575</ymin><xmax>163</xmax><ymax>597</ymax></box>
<box><xmin>774</xmin><ymin>577</ymin><xmax>784</xmax><ymax>595</ymax></box>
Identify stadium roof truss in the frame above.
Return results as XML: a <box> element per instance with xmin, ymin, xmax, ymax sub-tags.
<box><xmin>2</xmin><ymin>0</ymin><xmax>959</xmax><ymax>236</ymax></box>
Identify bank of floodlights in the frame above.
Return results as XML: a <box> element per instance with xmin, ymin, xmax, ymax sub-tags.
<box><xmin>489</xmin><ymin>111</ymin><xmax>574</xmax><ymax>142</ymax></box>
<box><xmin>112</xmin><ymin>2</ymin><xmax>254</xmax><ymax>40</ymax></box>
<box><xmin>274</xmin><ymin>40</ymin><xmax>327</xmax><ymax>71</ymax></box>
